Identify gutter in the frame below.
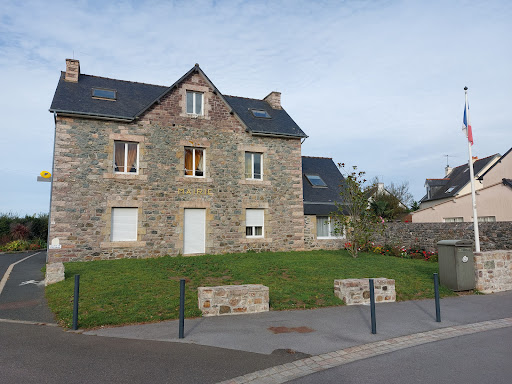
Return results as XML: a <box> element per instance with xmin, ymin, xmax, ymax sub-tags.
<box><xmin>49</xmin><ymin>109</ymin><xmax>133</xmax><ymax>122</ymax></box>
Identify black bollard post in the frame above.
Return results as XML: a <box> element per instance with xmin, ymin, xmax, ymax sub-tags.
<box><xmin>179</xmin><ymin>279</ymin><xmax>185</xmax><ymax>339</ymax></box>
<box><xmin>72</xmin><ymin>274</ymin><xmax>80</xmax><ymax>330</ymax></box>
<box><xmin>369</xmin><ymin>278</ymin><xmax>376</xmax><ymax>334</ymax></box>
<box><xmin>434</xmin><ymin>273</ymin><xmax>441</xmax><ymax>322</ymax></box>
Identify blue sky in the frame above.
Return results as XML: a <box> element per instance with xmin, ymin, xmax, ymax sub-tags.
<box><xmin>1</xmin><ymin>0</ymin><xmax>510</xmax><ymax>215</ymax></box>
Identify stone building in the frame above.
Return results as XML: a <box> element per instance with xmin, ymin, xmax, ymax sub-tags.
<box><xmin>47</xmin><ymin>59</ymin><xmax>345</xmax><ymax>268</ymax></box>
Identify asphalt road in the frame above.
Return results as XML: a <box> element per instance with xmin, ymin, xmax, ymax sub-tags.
<box><xmin>289</xmin><ymin>327</ymin><xmax>512</xmax><ymax>384</ymax></box>
<box><xmin>0</xmin><ymin>251</ymin><xmax>55</xmax><ymax>323</ymax></box>
<box><xmin>0</xmin><ymin>321</ymin><xmax>308</xmax><ymax>384</ymax></box>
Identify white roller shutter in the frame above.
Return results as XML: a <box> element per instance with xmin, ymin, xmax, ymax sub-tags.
<box><xmin>246</xmin><ymin>209</ymin><xmax>264</xmax><ymax>227</ymax></box>
<box><xmin>184</xmin><ymin>209</ymin><xmax>206</xmax><ymax>254</ymax></box>
<box><xmin>111</xmin><ymin>208</ymin><xmax>138</xmax><ymax>241</ymax></box>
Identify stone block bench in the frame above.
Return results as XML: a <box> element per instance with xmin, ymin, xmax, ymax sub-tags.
<box><xmin>198</xmin><ymin>284</ymin><xmax>269</xmax><ymax>316</ymax></box>
<box><xmin>334</xmin><ymin>278</ymin><xmax>396</xmax><ymax>305</ymax></box>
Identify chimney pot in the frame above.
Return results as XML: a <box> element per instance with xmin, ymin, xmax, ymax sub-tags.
<box><xmin>445</xmin><ymin>165</ymin><xmax>453</xmax><ymax>176</ymax></box>
<box><xmin>263</xmin><ymin>91</ymin><xmax>282</xmax><ymax>110</ymax></box>
<box><xmin>65</xmin><ymin>58</ymin><xmax>80</xmax><ymax>82</ymax></box>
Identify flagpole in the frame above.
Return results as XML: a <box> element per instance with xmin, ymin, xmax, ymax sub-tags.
<box><xmin>465</xmin><ymin>86</ymin><xmax>480</xmax><ymax>252</ymax></box>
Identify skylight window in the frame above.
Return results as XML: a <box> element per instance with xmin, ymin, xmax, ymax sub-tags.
<box><xmin>445</xmin><ymin>186</ymin><xmax>456</xmax><ymax>193</ymax></box>
<box><xmin>251</xmin><ymin>109</ymin><xmax>271</xmax><ymax>118</ymax></box>
<box><xmin>92</xmin><ymin>88</ymin><xmax>117</xmax><ymax>100</ymax></box>
<box><xmin>305</xmin><ymin>174</ymin><xmax>327</xmax><ymax>187</ymax></box>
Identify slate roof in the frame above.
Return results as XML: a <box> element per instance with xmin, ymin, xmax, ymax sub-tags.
<box><xmin>504</xmin><ymin>179</ymin><xmax>512</xmax><ymax>188</ymax></box>
<box><xmin>302</xmin><ymin>157</ymin><xmax>345</xmax><ymax>215</ymax></box>
<box><xmin>49</xmin><ymin>72</ymin><xmax>169</xmax><ymax>121</ymax></box>
<box><xmin>49</xmin><ymin>64</ymin><xmax>307</xmax><ymax>138</ymax></box>
<box><xmin>223</xmin><ymin>96</ymin><xmax>307</xmax><ymax>138</ymax></box>
<box><xmin>421</xmin><ymin>154</ymin><xmax>500</xmax><ymax>203</ymax></box>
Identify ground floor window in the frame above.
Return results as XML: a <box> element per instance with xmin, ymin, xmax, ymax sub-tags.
<box><xmin>444</xmin><ymin>217</ymin><xmax>463</xmax><ymax>223</ymax></box>
<box><xmin>246</xmin><ymin>209</ymin><xmax>264</xmax><ymax>237</ymax></box>
<box><xmin>111</xmin><ymin>208</ymin><xmax>138</xmax><ymax>241</ymax></box>
<box><xmin>316</xmin><ymin>216</ymin><xmax>341</xmax><ymax>238</ymax></box>
<box><xmin>478</xmin><ymin>216</ymin><xmax>496</xmax><ymax>222</ymax></box>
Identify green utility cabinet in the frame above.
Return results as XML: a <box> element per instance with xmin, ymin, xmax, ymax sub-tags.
<box><xmin>437</xmin><ymin>240</ymin><xmax>475</xmax><ymax>291</ymax></box>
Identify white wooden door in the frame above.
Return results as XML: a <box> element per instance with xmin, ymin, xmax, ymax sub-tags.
<box><xmin>183</xmin><ymin>209</ymin><xmax>205</xmax><ymax>254</ymax></box>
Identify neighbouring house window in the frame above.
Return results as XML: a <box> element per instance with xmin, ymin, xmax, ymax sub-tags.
<box><xmin>114</xmin><ymin>142</ymin><xmax>138</xmax><ymax>173</ymax></box>
<box><xmin>186</xmin><ymin>91</ymin><xmax>203</xmax><ymax>115</ymax></box>
<box><xmin>478</xmin><ymin>216</ymin><xmax>496</xmax><ymax>222</ymax></box>
<box><xmin>444</xmin><ymin>217</ymin><xmax>463</xmax><ymax>223</ymax></box>
<box><xmin>305</xmin><ymin>174</ymin><xmax>327</xmax><ymax>187</ymax></box>
<box><xmin>316</xmin><ymin>216</ymin><xmax>340</xmax><ymax>238</ymax></box>
<box><xmin>111</xmin><ymin>208</ymin><xmax>138</xmax><ymax>241</ymax></box>
<box><xmin>184</xmin><ymin>147</ymin><xmax>205</xmax><ymax>177</ymax></box>
<box><xmin>246</xmin><ymin>209</ymin><xmax>264</xmax><ymax>238</ymax></box>
<box><xmin>245</xmin><ymin>152</ymin><xmax>262</xmax><ymax>180</ymax></box>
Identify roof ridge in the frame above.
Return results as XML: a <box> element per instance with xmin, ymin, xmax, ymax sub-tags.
<box><xmin>73</xmin><ymin>72</ymin><xmax>168</xmax><ymax>88</ymax></box>
<box><xmin>223</xmin><ymin>94</ymin><xmax>263</xmax><ymax>101</ymax></box>
<box><xmin>302</xmin><ymin>156</ymin><xmax>333</xmax><ymax>159</ymax></box>
<box><xmin>427</xmin><ymin>178</ymin><xmax>450</xmax><ymax>180</ymax></box>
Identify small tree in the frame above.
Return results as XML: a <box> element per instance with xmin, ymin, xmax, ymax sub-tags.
<box><xmin>333</xmin><ymin>164</ymin><xmax>383</xmax><ymax>258</ymax></box>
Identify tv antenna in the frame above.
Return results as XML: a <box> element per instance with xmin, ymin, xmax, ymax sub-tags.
<box><xmin>443</xmin><ymin>155</ymin><xmax>455</xmax><ymax>167</ymax></box>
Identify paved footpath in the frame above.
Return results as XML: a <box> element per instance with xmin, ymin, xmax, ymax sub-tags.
<box><xmin>218</xmin><ymin>317</ymin><xmax>512</xmax><ymax>384</ymax></box>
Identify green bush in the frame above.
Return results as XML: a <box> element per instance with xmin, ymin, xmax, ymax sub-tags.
<box><xmin>4</xmin><ymin>240</ymin><xmax>30</xmax><ymax>252</ymax></box>
<box><xmin>0</xmin><ymin>212</ymin><xmax>48</xmax><ymax>245</ymax></box>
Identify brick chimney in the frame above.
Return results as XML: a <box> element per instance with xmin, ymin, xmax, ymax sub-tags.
<box><xmin>445</xmin><ymin>165</ymin><xmax>453</xmax><ymax>176</ymax></box>
<box><xmin>65</xmin><ymin>59</ymin><xmax>80</xmax><ymax>82</ymax></box>
<box><xmin>264</xmin><ymin>91</ymin><xmax>282</xmax><ymax>110</ymax></box>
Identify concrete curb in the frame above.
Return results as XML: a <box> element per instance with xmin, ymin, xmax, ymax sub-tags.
<box><xmin>218</xmin><ymin>317</ymin><xmax>512</xmax><ymax>384</ymax></box>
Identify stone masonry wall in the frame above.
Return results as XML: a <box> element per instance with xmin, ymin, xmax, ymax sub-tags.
<box><xmin>197</xmin><ymin>284</ymin><xmax>269</xmax><ymax>316</ymax></box>
<box><xmin>304</xmin><ymin>215</ymin><xmax>345</xmax><ymax>250</ymax></box>
<box><xmin>373</xmin><ymin>222</ymin><xmax>512</xmax><ymax>252</ymax></box>
<box><xmin>474</xmin><ymin>250</ymin><xmax>512</xmax><ymax>293</ymax></box>
<box><xmin>47</xmin><ymin>72</ymin><xmax>305</xmax><ymax>263</ymax></box>
<box><xmin>334</xmin><ymin>278</ymin><xmax>396</xmax><ymax>305</ymax></box>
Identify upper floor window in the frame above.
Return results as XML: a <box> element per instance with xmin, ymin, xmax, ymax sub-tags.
<box><xmin>186</xmin><ymin>91</ymin><xmax>203</xmax><ymax>115</ymax></box>
<box><xmin>245</xmin><ymin>152</ymin><xmax>262</xmax><ymax>180</ymax></box>
<box><xmin>444</xmin><ymin>217</ymin><xmax>463</xmax><ymax>223</ymax></box>
<box><xmin>114</xmin><ymin>142</ymin><xmax>138</xmax><ymax>174</ymax></box>
<box><xmin>185</xmin><ymin>147</ymin><xmax>205</xmax><ymax>177</ymax></box>
<box><xmin>478</xmin><ymin>216</ymin><xmax>496</xmax><ymax>222</ymax></box>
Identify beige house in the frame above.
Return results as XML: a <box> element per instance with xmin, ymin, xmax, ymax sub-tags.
<box><xmin>412</xmin><ymin>148</ymin><xmax>512</xmax><ymax>222</ymax></box>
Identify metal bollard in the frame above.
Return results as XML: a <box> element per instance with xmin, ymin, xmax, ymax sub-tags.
<box><xmin>434</xmin><ymin>273</ymin><xmax>441</xmax><ymax>322</ymax></box>
<box><xmin>369</xmin><ymin>278</ymin><xmax>376</xmax><ymax>334</ymax></box>
<box><xmin>179</xmin><ymin>279</ymin><xmax>185</xmax><ymax>339</ymax></box>
<box><xmin>72</xmin><ymin>274</ymin><xmax>80</xmax><ymax>330</ymax></box>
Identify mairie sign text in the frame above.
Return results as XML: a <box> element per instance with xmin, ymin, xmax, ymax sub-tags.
<box><xmin>177</xmin><ymin>188</ymin><xmax>213</xmax><ymax>195</ymax></box>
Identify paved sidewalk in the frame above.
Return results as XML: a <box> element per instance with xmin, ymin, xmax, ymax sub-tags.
<box><xmin>218</xmin><ymin>317</ymin><xmax>512</xmax><ymax>384</ymax></box>
<box><xmin>85</xmin><ymin>291</ymin><xmax>512</xmax><ymax>356</ymax></box>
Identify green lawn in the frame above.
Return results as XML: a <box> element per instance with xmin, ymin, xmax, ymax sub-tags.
<box><xmin>45</xmin><ymin>249</ymin><xmax>455</xmax><ymax>329</ymax></box>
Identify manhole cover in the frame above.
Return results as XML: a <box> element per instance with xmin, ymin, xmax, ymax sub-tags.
<box><xmin>268</xmin><ymin>326</ymin><xmax>314</xmax><ymax>334</ymax></box>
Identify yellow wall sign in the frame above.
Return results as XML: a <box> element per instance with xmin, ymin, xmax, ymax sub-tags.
<box><xmin>40</xmin><ymin>171</ymin><xmax>52</xmax><ymax>179</ymax></box>
<box><xmin>177</xmin><ymin>188</ymin><xmax>213</xmax><ymax>196</ymax></box>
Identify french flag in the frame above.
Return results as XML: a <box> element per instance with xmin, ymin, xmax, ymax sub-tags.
<box><xmin>463</xmin><ymin>101</ymin><xmax>473</xmax><ymax>145</ymax></box>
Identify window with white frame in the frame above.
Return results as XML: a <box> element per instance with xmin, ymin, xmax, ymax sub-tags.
<box><xmin>184</xmin><ymin>147</ymin><xmax>205</xmax><ymax>177</ymax></box>
<box><xmin>316</xmin><ymin>216</ymin><xmax>341</xmax><ymax>238</ymax></box>
<box><xmin>186</xmin><ymin>91</ymin><xmax>203</xmax><ymax>115</ymax></box>
<box><xmin>246</xmin><ymin>209</ymin><xmax>264</xmax><ymax>238</ymax></box>
<box><xmin>478</xmin><ymin>216</ymin><xmax>496</xmax><ymax>222</ymax></box>
<box><xmin>114</xmin><ymin>142</ymin><xmax>138</xmax><ymax>173</ymax></box>
<box><xmin>245</xmin><ymin>152</ymin><xmax>262</xmax><ymax>180</ymax></box>
<box><xmin>111</xmin><ymin>208</ymin><xmax>138</xmax><ymax>241</ymax></box>
<box><xmin>444</xmin><ymin>217</ymin><xmax>463</xmax><ymax>223</ymax></box>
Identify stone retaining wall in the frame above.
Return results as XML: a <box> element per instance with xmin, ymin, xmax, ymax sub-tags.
<box><xmin>334</xmin><ymin>278</ymin><xmax>396</xmax><ymax>305</ymax></box>
<box><xmin>198</xmin><ymin>284</ymin><xmax>269</xmax><ymax>316</ymax></box>
<box><xmin>373</xmin><ymin>221</ymin><xmax>512</xmax><ymax>252</ymax></box>
<box><xmin>474</xmin><ymin>250</ymin><xmax>512</xmax><ymax>293</ymax></box>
